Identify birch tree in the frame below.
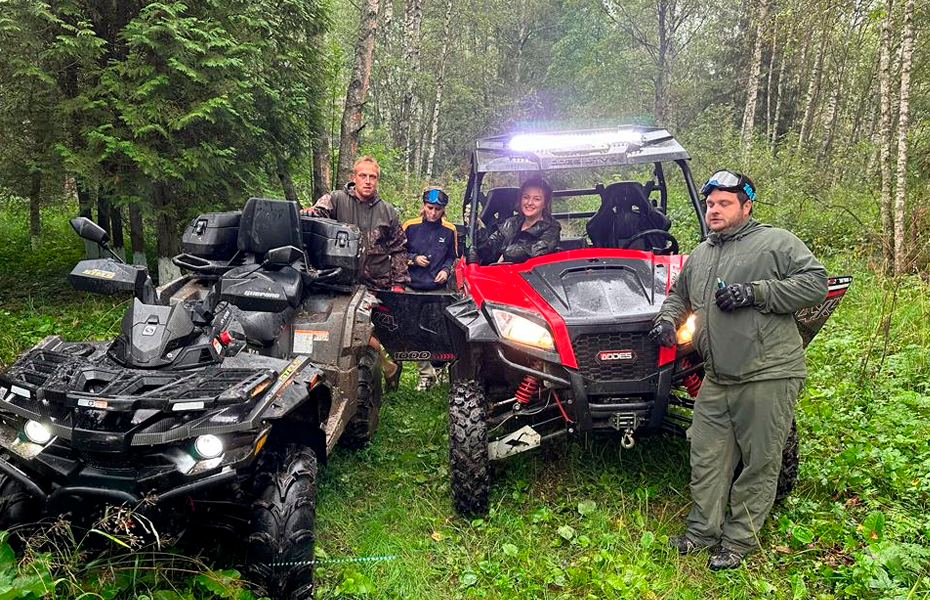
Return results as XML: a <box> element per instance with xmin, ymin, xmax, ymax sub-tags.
<box><xmin>878</xmin><ymin>0</ymin><xmax>895</xmax><ymax>269</ymax></box>
<box><xmin>894</xmin><ymin>0</ymin><xmax>914</xmax><ymax>273</ymax></box>
<box><xmin>741</xmin><ymin>0</ymin><xmax>771</xmax><ymax>153</ymax></box>
<box><xmin>338</xmin><ymin>0</ymin><xmax>381</xmax><ymax>185</ymax></box>
<box><xmin>425</xmin><ymin>0</ymin><xmax>454</xmax><ymax>182</ymax></box>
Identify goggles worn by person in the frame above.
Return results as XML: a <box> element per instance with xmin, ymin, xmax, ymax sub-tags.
<box><xmin>700</xmin><ymin>170</ymin><xmax>756</xmax><ymax>201</ymax></box>
<box><xmin>423</xmin><ymin>188</ymin><xmax>449</xmax><ymax>206</ymax></box>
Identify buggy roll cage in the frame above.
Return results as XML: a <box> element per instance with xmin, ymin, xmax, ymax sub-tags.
<box><xmin>462</xmin><ymin>126</ymin><xmax>708</xmax><ymax>260</ymax></box>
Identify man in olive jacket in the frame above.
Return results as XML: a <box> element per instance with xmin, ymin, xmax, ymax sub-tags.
<box><xmin>650</xmin><ymin>171</ymin><xmax>827</xmax><ymax>570</ymax></box>
<box><xmin>303</xmin><ymin>155</ymin><xmax>408</xmax><ymax>389</ymax></box>
<box><xmin>304</xmin><ymin>156</ymin><xmax>410</xmax><ymax>291</ymax></box>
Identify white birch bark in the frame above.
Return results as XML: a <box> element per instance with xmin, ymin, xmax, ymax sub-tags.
<box><xmin>894</xmin><ymin>0</ymin><xmax>914</xmax><ymax>273</ymax></box>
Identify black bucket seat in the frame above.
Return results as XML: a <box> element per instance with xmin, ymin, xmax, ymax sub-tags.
<box><xmin>223</xmin><ymin>198</ymin><xmax>306</xmax><ymax>308</ymax></box>
<box><xmin>585</xmin><ymin>182</ymin><xmax>671</xmax><ymax>250</ymax></box>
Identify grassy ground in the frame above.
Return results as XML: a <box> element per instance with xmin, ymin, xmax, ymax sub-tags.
<box><xmin>1</xmin><ymin>206</ymin><xmax>929</xmax><ymax>599</ymax></box>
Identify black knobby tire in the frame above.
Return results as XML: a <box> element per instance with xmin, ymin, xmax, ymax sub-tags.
<box><xmin>448</xmin><ymin>379</ymin><xmax>490</xmax><ymax>516</ymax></box>
<box><xmin>248</xmin><ymin>444</ymin><xmax>318</xmax><ymax>600</ymax></box>
<box><xmin>339</xmin><ymin>348</ymin><xmax>383</xmax><ymax>449</ymax></box>
<box><xmin>0</xmin><ymin>474</ymin><xmax>39</xmax><ymax>544</ymax></box>
<box><xmin>775</xmin><ymin>419</ymin><xmax>799</xmax><ymax>502</ymax></box>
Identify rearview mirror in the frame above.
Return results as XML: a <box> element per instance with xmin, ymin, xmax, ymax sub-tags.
<box><xmin>265</xmin><ymin>245</ymin><xmax>304</xmax><ymax>266</ymax></box>
<box><xmin>70</xmin><ymin>217</ymin><xmax>110</xmax><ymax>246</ymax></box>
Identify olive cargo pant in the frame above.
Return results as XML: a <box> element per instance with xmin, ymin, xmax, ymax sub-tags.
<box><xmin>686</xmin><ymin>377</ymin><xmax>802</xmax><ymax>554</ymax></box>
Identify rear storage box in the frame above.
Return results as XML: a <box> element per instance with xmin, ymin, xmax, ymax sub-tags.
<box><xmin>301</xmin><ymin>217</ymin><xmax>363</xmax><ymax>285</ymax></box>
<box><xmin>181</xmin><ymin>212</ymin><xmax>241</xmax><ymax>260</ymax></box>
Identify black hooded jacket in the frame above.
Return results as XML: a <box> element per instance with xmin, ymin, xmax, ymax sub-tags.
<box><xmin>476</xmin><ymin>215</ymin><xmax>561</xmax><ymax>264</ymax></box>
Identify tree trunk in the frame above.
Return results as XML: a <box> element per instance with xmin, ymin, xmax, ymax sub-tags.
<box><xmin>76</xmin><ymin>180</ymin><xmax>100</xmax><ymax>258</ymax></box>
<box><xmin>878</xmin><ymin>0</ymin><xmax>895</xmax><ymax>270</ymax></box>
<box><xmin>401</xmin><ymin>0</ymin><xmax>424</xmax><ymax>186</ymax></box>
<box><xmin>894</xmin><ymin>0</ymin><xmax>914</xmax><ymax>274</ymax></box>
<box><xmin>654</xmin><ymin>0</ymin><xmax>670</xmax><ymax>125</ymax></box>
<box><xmin>426</xmin><ymin>0</ymin><xmax>454</xmax><ymax>183</ymax></box>
<box><xmin>378</xmin><ymin>0</ymin><xmax>395</xmax><ymax>133</ymax></box>
<box><xmin>129</xmin><ymin>201</ymin><xmax>147</xmax><ymax>267</ymax></box>
<box><xmin>741</xmin><ymin>0</ymin><xmax>771</xmax><ymax>154</ymax></box>
<box><xmin>29</xmin><ymin>171</ymin><xmax>41</xmax><ymax>240</ymax></box>
<box><xmin>153</xmin><ymin>182</ymin><xmax>181</xmax><ymax>285</ymax></box>
<box><xmin>797</xmin><ymin>29</ymin><xmax>828</xmax><ymax>151</ymax></box>
<box><xmin>312</xmin><ymin>127</ymin><xmax>332</xmax><ymax>200</ymax></box>
<box><xmin>786</xmin><ymin>36</ymin><xmax>809</xmax><ymax>132</ymax></box>
<box><xmin>765</xmin><ymin>18</ymin><xmax>778</xmax><ymax>144</ymax></box>
<box><xmin>77</xmin><ymin>184</ymin><xmax>93</xmax><ymax>219</ymax></box>
<box><xmin>96</xmin><ymin>190</ymin><xmax>112</xmax><ymax>237</ymax></box>
<box><xmin>337</xmin><ymin>0</ymin><xmax>380</xmax><ymax>186</ymax></box>
<box><xmin>770</xmin><ymin>25</ymin><xmax>789</xmax><ymax>153</ymax></box>
<box><xmin>276</xmin><ymin>154</ymin><xmax>298</xmax><ymax>204</ymax></box>
<box><xmin>110</xmin><ymin>203</ymin><xmax>126</xmax><ymax>260</ymax></box>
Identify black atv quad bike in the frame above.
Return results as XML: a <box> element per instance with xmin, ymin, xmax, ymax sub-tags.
<box><xmin>0</xmin><ymin>198</ymin><xmax>382</xmax><ymax>599</ymax></box>
<box><xmin>373</xmin><ymin>126</ymin><xmax>852</xmax><ymax>515</ymax></box>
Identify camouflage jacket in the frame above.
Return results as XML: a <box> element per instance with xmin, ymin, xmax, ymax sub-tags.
<box><xmin>307</xmin><ymin>183</ymin><xmax>410</xmax><ymax>289</ymax></box>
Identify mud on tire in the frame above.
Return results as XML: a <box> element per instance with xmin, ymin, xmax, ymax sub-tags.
<box><xmin>248</xmin><ymin>444</ymin><xmax>318</xmax><ymax>600</ymax></box>
<box><xmin>775</xmin><ymin>418</ymin><xmax>799</xmax><ymax>502</ymax></box>
<box><xmin>339</xmin><ymin>348</ymin><xmax>383</xmax><ymax>449</ymax></box>
<box><xmin>448</xmin><ymin>379</ymin><xmax>489</xmax><ymax>516</ymax></box>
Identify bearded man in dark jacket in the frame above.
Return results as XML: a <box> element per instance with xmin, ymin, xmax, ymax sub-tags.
<box><xmin>651</xmin><ymin>171</ymin><xmax>827</xmax><ymax>570</ymax></box>
<box><xmin>302</xmin><ymin>155</ymin><xmax>408</xmax><ymax>389</ymax></box>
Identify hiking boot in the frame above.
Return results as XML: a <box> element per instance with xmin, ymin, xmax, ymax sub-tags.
<box><xmin>415</xmin><ymin>375</ymin><xmax>435</xmax><ymax>392</ymax></box>
<box><xmin>708</xmin><ymin>546</ymin><xmax>744</xmax><ymax>570</ymax></box>
<box><xmin>668</xmin><ymin>535</ymin><xmax>706</xmax><ymax>555</ymax></box>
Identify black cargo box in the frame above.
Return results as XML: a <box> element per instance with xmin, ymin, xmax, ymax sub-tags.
<box><xmin>301</xmin><ymin>217</ymin><xmax>363</xmax><ymax>285</ymax></box>
<box><xmin>181</xmin><ymin>211</ymin><xmax>241</xmax><ymax>260</ymax></box>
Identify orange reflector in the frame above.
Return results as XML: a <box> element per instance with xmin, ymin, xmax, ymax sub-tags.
<box><xmin>254</xmin><ymin>433</ymin><xmax>268</xmax><ymax>455</ymax></box>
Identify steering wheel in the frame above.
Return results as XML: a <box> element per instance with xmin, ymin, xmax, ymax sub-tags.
<box><xmin>620</xmin><ymin>229</ymin><xmax>679</xmax><ymax>255</ymax></box>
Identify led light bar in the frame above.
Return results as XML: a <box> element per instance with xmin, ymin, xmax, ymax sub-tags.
<box><xmin>508</xmin><ymin>130</ymin><xmax>644</xmax><ymax>153</ymax></box>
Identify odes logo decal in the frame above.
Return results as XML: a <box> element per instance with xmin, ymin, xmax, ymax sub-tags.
<box><xmin>597</xmin><ymin>350</ymin><xmax>635</xmax><ymax>362</ymax></box>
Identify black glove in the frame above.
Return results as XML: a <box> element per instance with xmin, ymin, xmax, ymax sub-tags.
<box><xmin>715</xmin><ymin>282</ymin><xmax>755</xmax><ymax>312</ymax></box>
<box><xmin>648</xmin><ymin>321</ymin><xmax>677</xmax><ymax>348</ymax></box>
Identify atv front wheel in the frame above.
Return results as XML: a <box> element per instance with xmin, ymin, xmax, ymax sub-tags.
<box><xmin>0</xmin><ymin>474</ymin><xmax>39</xmax><ymax>543</ymax></box>
<box><xmin>448</xmin><ymin>379</ymin><xmax>489</xmax><ymax>515</ymax></box>
<box><xmin>775</xmin><ymin>419</ymin><xmax>799</xmax><ymax>502</ymax></box>
<box><xmin>339</xmin><ymin>347</ymin><xmax>383</xmax><ymax>449</ymax></box>
<box><xmin>248</xmin><ymin>444</ymin><xmax>317</xmax><ymax>600</ymax></box>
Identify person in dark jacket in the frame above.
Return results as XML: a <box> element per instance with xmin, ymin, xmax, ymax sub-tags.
<box><xmin>302</xmin><ymin>156</ymin><xmax>408</xmax><ymax>390</ymax></box>
<box><xmin>476</xmin><ymin>175</ymin><xmax>561</xmax><ymax>264</ymax></box>
<box><xmin>303</xmin><ymin>156</ymin><xmax>410</xmax><ymax>291</ymax></box>
<box><xmin>650</xmin><ymin>170</ymin><xmax>828</xmax><ymax>570</ymax></box>
<box><xmin>403</xmin><ymin>187</ymin><xmax>457</xmax><ymax>291</ymax></box>
<box><xmin>403</xmin><ymin>186</ymin><xmax>458</xmax><ymax>390</ymax></box>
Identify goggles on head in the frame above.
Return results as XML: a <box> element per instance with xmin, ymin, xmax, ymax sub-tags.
<box><xmin>423</xmin><ymin>188</ymin><xmax>449</xmax><ymax>206</ymax></box>
<box><xmin>700</xmin><ymin>170</ymin><xmax>756</xmax><ymax>202</ymax></box>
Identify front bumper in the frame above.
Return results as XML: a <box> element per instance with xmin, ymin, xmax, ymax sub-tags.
<box><xmin>0</xmin><ymin>419</ymin><xmax>262</xmax><ymax>509</ymax></box>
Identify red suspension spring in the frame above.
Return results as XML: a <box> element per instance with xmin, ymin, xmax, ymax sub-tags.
<box><xmin>680</xmin><ymin>358</ymin><xmax>702</xmax><ymax>398</ymax></box>
<box><xmin>515</xmin><ymin>374</ymin><xmax>541</xmax><ymax>404</ymax></box>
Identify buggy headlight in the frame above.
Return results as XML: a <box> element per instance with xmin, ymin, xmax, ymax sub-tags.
<box><xmin>677</xmin><ymin>314</ymin><xmax>696</xmax><ymax>344</ymax></box>
<box><xmin>194</xmin><ymin>434</ymin><xmax>224</xmax><ymax>459</ymax></box>
<box><xmin>24</xmin><ymin>420</ymin><xmax>53</xmax><ymax>445</ymax></box>
<box><xmin>490</xmin><ymin>308</ymin><xmax>554</xmax><ymax>350</ymax></box>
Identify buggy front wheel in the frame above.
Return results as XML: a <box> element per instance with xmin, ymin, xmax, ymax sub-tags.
<box><xmin>448</xmin><ymin>379</ymin><xmax>490</xmax><ymax>516</ymax></box>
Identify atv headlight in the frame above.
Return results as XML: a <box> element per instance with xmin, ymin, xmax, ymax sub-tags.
<box><xmin>490</xmin><ymin>308</ymin><xmax>554</xmax><ymax>350</ymax></box>
<box><xmin>677</xmin><ymin>314</ymin><xmax>697</xmax><ymax>344</ymax></box>
<box><xmin>194</xmin><ymin>434</ymin><xmax>224</xmax><ymax>459</ymax></box>
<box><xmin>24</xmin><ymin>420</ymin><xmax>53</xmax><ymax>445</ymax></box>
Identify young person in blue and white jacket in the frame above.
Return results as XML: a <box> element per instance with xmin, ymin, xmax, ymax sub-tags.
<box><xmin>402</xmin><ymin>187</ymin><xmax>458</xmax><ymax>389</ymax></box>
